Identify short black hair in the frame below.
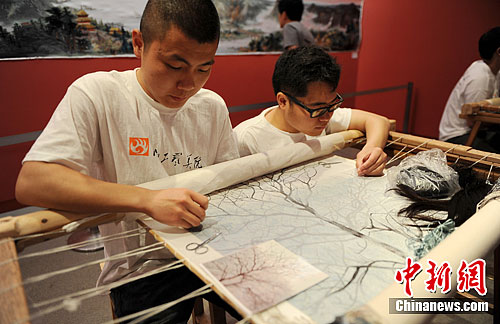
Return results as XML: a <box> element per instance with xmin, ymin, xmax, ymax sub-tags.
<box><xmin>272</xmin><ymin>46</ymin><xmax>341</xmax><ymax>97</ymax></box>
<box><xmin>277</xmin><ymin>0</ymin><xmax>304</xmax><ymax>22</ymax></box>
<box><xmin>479</xmin><ymin>26</ymin><xmax>500</xmax><ymax>60</ymax></box>
<box><xmin>140</xmin><ymin>0</ymin><xmax>220</xmax><ymax>48</ymax></box>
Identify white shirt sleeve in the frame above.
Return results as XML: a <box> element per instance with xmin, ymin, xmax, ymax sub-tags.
<box><xmin>214</xmin><ymin>113</ymin><xmax>240</xmax><ymax>163</ymax></box>
<box><xmin>463</xmin><ymin>75</ymin><xmax>494</xmax><ymax>103</ymax></box>
<box><xmin>23</xmin><ymin>83</ymin><xmax>101</xmax><ymax>175</ymax></box>
<box><xmin>234</xmin><ymin>128</ymin><xmax>258</xmax><ymax>157</ymax></box>
<box><xmin>325</xmin><ymin>108</ymin><xmax>352</xmax><ymax>134</ymax></box>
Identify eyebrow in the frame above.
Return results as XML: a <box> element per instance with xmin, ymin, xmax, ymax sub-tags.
<box><xmin>167</xmin><ymin>54</ymin><xmax>215</xmax><ymax>67</ymax></box>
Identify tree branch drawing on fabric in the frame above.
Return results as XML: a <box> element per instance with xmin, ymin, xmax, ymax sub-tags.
<box><xmin>328</xmin><ymin>259</ymin><xmax>401</xmax><ymax>295</ymax></box>
<box><xmin>208</xmin><ymin>157</ymin><xmax>416</xmax><ymax>256</ymax></box>
<box><xmin>200</xmin><ymin>155</ymin><xmax>426</xmax><ymax>322</ymax></box>
<box><xmin>202</xmin><ymin>240</ymin><xmax>327</xmax><ymax>315</ymax></box>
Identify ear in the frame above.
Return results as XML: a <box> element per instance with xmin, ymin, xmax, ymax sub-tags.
<box><xmin>132</xmin><ymin>29</ymin><xmax>144</xmax><ymax>59</ymax></box>
<box><xmin>279</xmin><ymin>11</ymin><xmax>289</xmax><ymax>21</ymax></box>
<box><xmin>278</xmin><ymin>11</ymin><xmax>288</xmax><ymax>27</ymax></box>
<box><xmin>276</xmin><ymin>92</ymin><xmax>289</xmax><ymax>110</ymax></box>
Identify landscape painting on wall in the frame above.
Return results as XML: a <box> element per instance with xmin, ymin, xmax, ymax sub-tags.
<box><xmin>0</xmin><ymin>0</ymin><xmax>362</xmax><ymax>59</ymax></box>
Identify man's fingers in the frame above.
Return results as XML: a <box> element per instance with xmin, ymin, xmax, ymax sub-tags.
<box><xmin>189</xmin><ymin>190</ymin><xmax>209</xmax><ymax>210</ymax></box>
<box><xmin>185</xmin><ymin>211</ymin><xmax>203</xmax><ymax>227</ymax></box>
<box><xmin>176</xmin><ymin>190</ymin><xmax>208</xmax><ymax>226</ymax></box>
<box><xmin>364</xmin><ymin>162</ymin><xmax>385</xmax><ymax>176</ymax></box>
<box><xmin>368</xmin><ymin>165</ymin><xmax>385</xmax><ymax>176</ymax></box>
<box><xmin>358</xmin><ymin>153</ymin><xmax>376</xmax><ymax>170</ymax></box>
<box><xmin>357</xmin><ymin>151</ymin><xmax>377</xmax><ymax>173</ymax></box>
<box><xmin>176</xmin><ymin>218</ymin><xmax>196</xmax><ymax>229</ymax></box>
<box><xmin>358</xmin><ymin>151</ymin><xmax>387</xmax><ymax>176</ymax></box>
<box><xmin>361</xmin><ymin>155</ymin><xmax>387</xmax><ymax>176</ymax></box>
<box><xmin>184</xmin><ymin>199</ymin><xmax>206</xmax><ymax>222</ymax></box>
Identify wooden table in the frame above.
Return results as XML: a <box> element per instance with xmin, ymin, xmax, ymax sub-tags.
<box><xmin>459</xmin><ymin>102</ymin><xmax>500</xmax><ymax>147</ymax></box>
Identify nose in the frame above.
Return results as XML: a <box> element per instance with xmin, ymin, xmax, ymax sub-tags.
<box><xmin>318</xmin><ymin>110</ymin><xmax>333</xmax><ymax>122</ymax></box>
<box><xmin>177</xmin><ymin>72</ymin><xmax>195</xmax><ymax>91</ymax></box>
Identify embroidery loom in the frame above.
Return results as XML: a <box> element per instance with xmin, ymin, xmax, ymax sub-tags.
<box><xmin>1</xmin><ymin>130</ymin><xmax>499</xmax><ymax>324</ymax></box>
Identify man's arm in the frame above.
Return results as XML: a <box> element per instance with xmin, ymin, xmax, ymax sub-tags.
<box><xmin>348</xmin><ymin>109</ymin><xmax>390</xmax><ymax>176</ymax></box>
<box><xmin>485</xmin><ymin>97</ymin><xmax>500</xmax><ymax>105</ymax></box>
<box><xmin>15</xmin><ymin>161</ymin><xmax>208</xmax><ymax>228</ymax></box>
<box><xmin>463</xmin><ymin>75</ymin><xmax>493</xmax><ymax>104</ymax></box>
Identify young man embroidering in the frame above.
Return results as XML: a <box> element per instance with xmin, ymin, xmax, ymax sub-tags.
<box><xmin>234</xmin><ymin>46</ymin><xmax>390</xmax><ymax>176</ymax></box>
<box><xmin>16</xmin><ymin>0</ymin><xmax>239</xmax><ymax>322</ymax></box>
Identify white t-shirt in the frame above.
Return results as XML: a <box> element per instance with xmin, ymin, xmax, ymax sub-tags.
<box><xmin>23</xmin><ymin>69</ymin><xmax>239</xmax><ymax>284</ymax></box>
<box><xmin>234</xmin><ymin>106</ymin><xmax>352</xmax><ymax>156</ymax></box>
<box><xmin>439</xmin><ymin>60</ymin><xmax>500</xmax><ymax>141</ymax></box>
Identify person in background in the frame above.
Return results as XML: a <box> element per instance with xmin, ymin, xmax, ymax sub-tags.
<box><xmin>234</xmin><ymin>46</ymin><xmax>390</xmax><ymax>176</ymax></box>
<box><xmin>439</xmin><ymin>26</ymin><xmax>500</xmax><ymax>153</ymax></box>
<box><xmin>277</xmin><ymin>0</ymin><xmax>314</xmax><ymax>50</ymax></box>
<box><xmin>15</xmin><ymin>0</ymin><xmax>240</xmax><ymax>322</ymax></box>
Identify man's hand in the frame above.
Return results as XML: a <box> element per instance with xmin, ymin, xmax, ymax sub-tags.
<box><xmin>145</xmin><ymin>188</ymin><xmax>209</xmax><ymax>228</ymax></box>
<box><xmin>16</xmin><ymin>162</ymin><xmax>209</xmax><ymax>229</ymax></box>
<box><xmin>356</xmin><ymin>146</ymin><xmax>387</xmax><ymax>176</ymax></box>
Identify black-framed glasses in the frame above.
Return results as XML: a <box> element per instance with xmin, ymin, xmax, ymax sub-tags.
<box><xmin>282</xmin><ymin>91</ymin><xmax>344</xmax><ymax>118</ymax></box>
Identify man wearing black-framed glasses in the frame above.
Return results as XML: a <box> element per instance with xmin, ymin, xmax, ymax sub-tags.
<box><xmin>234</xmin><ymin>46</ymin><xmax>391</xmax><ymax>176</ymax></box>
<box><xmin>281</xmin><ymin>91</ymin><xmax>344</xmax><ymax>118</ymax></box>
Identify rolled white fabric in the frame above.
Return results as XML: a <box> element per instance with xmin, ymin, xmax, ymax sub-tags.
<box><xmin>139</xmin><ymin>130</ymin><xmax>363</xmax><ymax>194</ymax></box>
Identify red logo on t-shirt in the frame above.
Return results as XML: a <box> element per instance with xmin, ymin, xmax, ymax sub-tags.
<box><xmin>129</xmin><ymin>137</ymin><xmax>149</xmax><ymax>156</ymax></box>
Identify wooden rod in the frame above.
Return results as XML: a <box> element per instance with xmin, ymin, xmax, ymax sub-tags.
<box><xmin>0</xmin><ymin>210</ymin><xmax>119</xmax><ymax>240</ymax></box>
<box><xmin>0</xmin><ymin>238</ymin><xmax>30</xmax><ymax>324</ymax></box>
<box><xmin>388</xmin><ymin>131</ymin><xmax>500</xmax><ymax>163</ymax></box>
